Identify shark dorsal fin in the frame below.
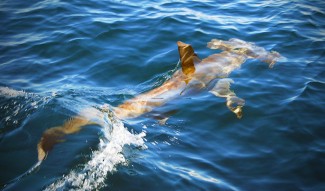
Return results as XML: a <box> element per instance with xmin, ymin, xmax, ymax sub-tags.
<box><xmin>177</xmin><ymin>41</ymin><xmax>201</xmax><ymax>84</ymax></box>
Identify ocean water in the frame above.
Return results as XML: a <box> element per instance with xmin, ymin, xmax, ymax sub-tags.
<box><xmin>1</xmin><ymin>0</ymin><xmax>325</xmax><ymax>190</ymax></box>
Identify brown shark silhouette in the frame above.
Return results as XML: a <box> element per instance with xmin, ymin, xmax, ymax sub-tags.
<box><xmin>37</xmin><ymin>38</ymin><xmax>281</xmax><ymax>162</ymax></box>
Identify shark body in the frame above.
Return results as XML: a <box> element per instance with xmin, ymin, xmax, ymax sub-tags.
<box><xmin>37</xmin><ymin>38</ymin><xmax>281</xmax><ymax>162</ymax></box>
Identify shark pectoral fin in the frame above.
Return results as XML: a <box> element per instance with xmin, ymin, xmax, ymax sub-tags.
<box><xmin>209</xmin><ymin>78</ymin><xmax>235</xmax><ymax>97</ymax></box>
<box><xmin>209</xmin><ymin>78</ymin><xmax>245</xmax><ymax>118</ymax></box>
<box><xmin>226</xmin><ymin>96</ymin><xmax>245</xmax><ymax>119</ymax></box>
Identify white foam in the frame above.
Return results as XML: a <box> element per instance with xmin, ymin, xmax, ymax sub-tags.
<box><xmin>0</xmin><ymin>86</ymin><xmax>27</xmax><ymax>98</ymax></box>
<box><xmin>44</xmin><ymin>112</ymin><xmax>147</xmax><ymax>190</ymax></box>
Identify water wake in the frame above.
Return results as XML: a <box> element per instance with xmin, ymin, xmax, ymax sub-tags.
<box><xmin>44</xmin><ymin>111</ymin><xmax>147</xmax><ymax>190</ymax></box>
<box><xmin>0</xmin><ymin>87</ymin><xmax>147</xmax><ymax>190</ymax></box>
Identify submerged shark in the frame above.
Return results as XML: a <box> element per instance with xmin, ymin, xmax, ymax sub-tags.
<box><xmin>37</xmin><ymin>38</ymin><xmax>281</xmax><ymax>162</ymax></box>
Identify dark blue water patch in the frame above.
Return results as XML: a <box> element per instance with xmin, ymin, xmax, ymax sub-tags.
<box><xmin>288</xmin><ymin>80</ymin><xmax>325</xmax><ymax>130</ymax></box>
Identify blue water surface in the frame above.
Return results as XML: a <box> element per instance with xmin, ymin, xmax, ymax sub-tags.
<box><xmin>1</xmin><ymin>0</ymin><xmax>325</xmax><ymax>190</ymax></box>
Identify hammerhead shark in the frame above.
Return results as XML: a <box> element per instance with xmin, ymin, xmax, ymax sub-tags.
<box><xmin>37</xmin><ymin>38</ymin><xmax>281</xmax><ymax>162</ymax></box>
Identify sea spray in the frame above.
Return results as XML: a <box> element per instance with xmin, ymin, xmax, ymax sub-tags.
<box><xmin>44</xmin><ymin>110</ymin><xmax>147</xmax><ymax>190</ymax></box>
<box><xmin>0</xmin><ymin>87</ymin><xmax>27</xmax><ymax>98</ymax></box>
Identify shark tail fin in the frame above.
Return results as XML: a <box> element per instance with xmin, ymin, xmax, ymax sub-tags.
<box><xmin>177</xmin><ymin>41</ymin><xmax>201</xmax><ymax>83</ymax></box>
<box><xmin>207</xmin><ymin>38</ymin><xmax>281</xmax><ymax>68</ymax></box>
<box><xmin>37</xmin><ymin>116</ymin><xmax>92</xmax><ymax>162</ymax></box>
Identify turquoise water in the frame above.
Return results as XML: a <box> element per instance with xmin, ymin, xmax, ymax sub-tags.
<box><xmin>1</xmin><ymin>0</ymin><xmax>325</xmax><ymax>190</ymax></box>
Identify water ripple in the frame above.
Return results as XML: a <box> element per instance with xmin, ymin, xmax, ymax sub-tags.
<box><xmin>1</xmin><ymin>0</ymin><xmax>325</xmax><ymax>190</ymax></box>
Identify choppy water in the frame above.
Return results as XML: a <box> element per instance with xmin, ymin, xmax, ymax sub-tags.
<box><xmin>1</xmin><ymin>0</ymin><xmax>325</xmax><ymax>190</ymax></box>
